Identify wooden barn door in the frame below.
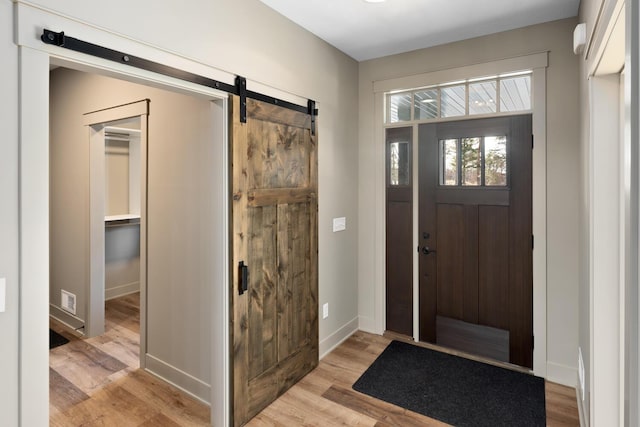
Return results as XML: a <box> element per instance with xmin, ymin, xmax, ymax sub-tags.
<box><xmin>230</xmin><ymin>96</ymin><xmax>318</xmax><ymax>426</ymax></box>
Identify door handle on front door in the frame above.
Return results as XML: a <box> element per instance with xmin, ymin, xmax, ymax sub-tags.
<box><xmin>421</xmin><ymin>246</ymin><xmax>436</xmax><ymax>255</ymax></box>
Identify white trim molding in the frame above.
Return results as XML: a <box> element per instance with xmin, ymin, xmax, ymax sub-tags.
<box><xmin>320</xmin><ymin>317</ymin><xmax>359</xmax><ymax>359</ymax></box>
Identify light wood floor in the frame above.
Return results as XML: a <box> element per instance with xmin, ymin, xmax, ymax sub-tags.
<box><xmin>49</xmin><ymin>293</ymin><xmax>210</xmax><ymax>426</ymax></box>
<box><xmin>50</xmin><ymin>297</ymin><xmax>579</xmax><ymax>426</ymax></box>
<box><xmin>247</xmin><ymin>331</ymin><xmax>580</xmax><ymax>426</ymax></box>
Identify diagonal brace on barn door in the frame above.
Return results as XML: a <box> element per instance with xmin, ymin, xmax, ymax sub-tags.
<box><xmin>40</xmin><ymin>29</ymin><xmax>318</xmax><ymax>134</ymax></box>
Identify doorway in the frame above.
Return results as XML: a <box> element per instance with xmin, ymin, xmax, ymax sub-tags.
<box><xmin>384</xmin><ymin>115</ymin><xmax>534</xmax><ymax>368</ymax></box>
<box><xmin>418</xmin><ymin>115</ymin><xmax>533</xmax><ymax>368</ymax></box>
<box><xmin>46</xmin><ymin>65</ymin><xmax>227</xmax><ymax>422</ymax></box>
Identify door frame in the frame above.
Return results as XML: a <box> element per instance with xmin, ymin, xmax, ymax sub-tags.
<box><xmin>84</xmin><ymin>103</ymin><xmax>148</xmax><ymax>339</ymax></box>
<box><xmin>15</xmin><ymin>4</ymin><xmax>231</xmax><ymax>425</ymax></box>
<box><xmin>372</xmin><ymin>52</ymin><xmax>548</xmax><ymax>378</ymax></box>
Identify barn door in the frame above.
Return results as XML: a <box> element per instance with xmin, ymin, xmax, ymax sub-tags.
<box><xmin>419</xmin><ymin>115</ymin><xmax>533</xmax><ymax>368</ymax></box>
<box><xmin>230</xmin><ymin>95</ymin><xmax>318</xmax><ymax>426</ymax></box>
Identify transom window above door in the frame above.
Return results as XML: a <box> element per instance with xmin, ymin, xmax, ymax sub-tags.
<box><xmin>387</xmin><ymin>72</ymin><xmax>531</xmax><ymax>123</ymax></box>
<box><xmin>439</xmin><ymin>136</ymin><xmax>508</xmax><ymax>187</ymax></box>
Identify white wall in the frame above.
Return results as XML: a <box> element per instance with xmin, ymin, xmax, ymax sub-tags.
<box><xmin>5</xmin><ymin>0</ymin><xmax>359</xmax><ymax>422</ymax></box>
<box><xmin>577</xmin><ymin>0</ymin><xmax>639</xmax><ymax>424</ymax></box>
<box><xmin>0</xmin><ymin>0</ymin><xmax>20</xmax><ymax>425</ymax></box>
<box><xmin>358</xmin><ymin>18</ymin><xmax>581</xmax><ymax>383</ymax></box>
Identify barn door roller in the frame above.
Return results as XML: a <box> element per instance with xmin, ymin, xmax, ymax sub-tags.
<box><xmin>41</xmin><ymin>29</ymin><xmax>318</xmax><ymax>134</ymax></box>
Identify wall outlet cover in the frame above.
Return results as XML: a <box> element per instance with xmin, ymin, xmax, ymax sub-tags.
<box><xmin>332</xmin><ymin>217</ymin><xmax>346</xmax><ymax>232</ymax></box>
<box><xmin>322</xmin><ymin>303</ymin><xmax>329</xmax><ymax>319</ymax></box>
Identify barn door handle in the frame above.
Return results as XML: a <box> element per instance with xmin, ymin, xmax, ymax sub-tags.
<box><xmin>421</xmin><ymin>246</ymin><xmax>436</xmax><ymax>255</ymax></box>
<box><xmin>239</xmin><ymin>261</ymin><xmax>249</xmax><ymax>295</ymax></box>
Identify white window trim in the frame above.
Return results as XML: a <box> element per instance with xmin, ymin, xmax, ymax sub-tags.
<box><xmin>372</xmin><ymin>52</ymin><xmax>548</xmax><ymax>378</ymax></box>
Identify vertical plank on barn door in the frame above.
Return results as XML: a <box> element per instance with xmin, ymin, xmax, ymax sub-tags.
<box><xmin>231</xmin><ymin>95</ymin><xmax>318</xmax><ymax>426</ymax></box>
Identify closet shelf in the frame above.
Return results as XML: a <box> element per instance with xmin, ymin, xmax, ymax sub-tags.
<box><xmin>105</xmin><ymin>214</ymin><xmax>140</xmax><ymax>222</ymax></box>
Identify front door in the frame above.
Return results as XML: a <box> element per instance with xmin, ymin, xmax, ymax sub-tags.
<box><xmin>418</xmin><ymin>115</ymin><xmax>533</xmax><ymax>368</ymax></box>
<box><xmin>230</xmin><ymin>96</ymin><xmax>319</xmax><ymax>426</ymax></box>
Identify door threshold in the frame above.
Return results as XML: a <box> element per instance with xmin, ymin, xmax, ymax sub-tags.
<box><xmin>383</xmin><ymin>330</ymin><xmax>532</xmax><ymax>376</ymax></box>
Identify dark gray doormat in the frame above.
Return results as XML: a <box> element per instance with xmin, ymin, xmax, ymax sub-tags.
<box><xmin>352</xmin><ymin>340</ymin><xmax>545</xmax><ymax>427</ymax></box>
<box><xmin>50</xmin><ymin>329</ymin><xmax>70</xmax><ymax>349</ymax></box>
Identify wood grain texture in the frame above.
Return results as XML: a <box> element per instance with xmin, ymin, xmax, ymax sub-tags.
<box><xmin>50</xmin><ymin>293</ymin><xmax>210</xmax><ymax>426</ymax></box>
<box><xmin>386</xmin><ymin>201</ymin><xmax>413</xmax><ymax>336</ymax></box>
<box><xmin>478</xmin><ymin>205</ymin><xmax>510</xmax><ymax>330</ymax></box>
<box><xmin>232</xmin><ymin>96</ymin><xmax>318</xmax><ymax>426</ymax></box>
<box><xmin>419</xmin><ymin>116</ymin><xmax>533</xmax><ymax>368</ymax></box>
<box><xmin>507</xmin><ymin>115</ymin><xmax>534</xmax><ymax>368</ymax></box>
<box><xmin>247</xmin><ymin>331</ymin><xmax>580</xmax><ymax>426</ymax></box>
<box><xmin>436</xmin><ymin>203</ymin><xmax>465</xmax><ymax>320</ymax></box>
<box><xmin>385</xmin><ymin>126</ymin><xmax>413</xmax><ymax>337</ymax></box>
<box><xmin>247</xmin><ymin>188</ymin><xmax>316</xmax><ymax>207</ymax></box>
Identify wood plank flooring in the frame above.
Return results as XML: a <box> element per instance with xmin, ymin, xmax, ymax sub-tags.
<box><xmin>51</xmin><ymin>296</ymin><xmax>579</xmax><ymax>426</ymax></box>
<box><xmin>49</xmin><ymin>293</ymin><xmax>210</xmax><ymax>426</ymax></box>
<box><xmin>248</xmin><ymin>331</ymin><xmax>580</xmax><ymax>426</ymax></box>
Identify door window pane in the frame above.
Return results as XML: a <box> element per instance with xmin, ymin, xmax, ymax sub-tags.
<box><xmin>440</xmin><ymin>139</ymin><xmax>458</xmax><ymax>185</ymax></box>
<box><xmin>414</xmin><ymin>89</ymin><xmax>438</xmax><ymax>120</ymax></box>
<box><xmin>389</xmin><ymin>141</ymin><xmax>410</xmax><ymax>186</ymax></box>
<box><xmin>389</xmin><ymin>92</ymin><xmax>412</xmax><ymax>122</ymax></box>
<box><xmin>469</xmin><ymin>81</ymin><xmax>497</xmax><ymax>115</ymax></box>
<box><xmin>500</xmin><ymin>75</ymin><xmax>531</xmax><ymax>112</ymax></box>
<box><xmin>484</xmin><ymin>136</ymin><xmax>507</xmax><ymax>186</ymax></box>
<box><xmin>441</xmin><ymin>85</ymin><xmax>466</xmax><ymax>118</ymax></box>
<box><xmin>461</xmin><ymin>137</ymin><xmax>481</xmax><ymax>186</ymax></box>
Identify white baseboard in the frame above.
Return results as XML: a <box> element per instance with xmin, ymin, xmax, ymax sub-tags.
<box><xmin>144</xmin><ymin>353</ymin><xmax>211</xmax><ymax>405</ymax></box>
<box><xmin>50</xmin><ymin>304</ymin><xmax>85</xmax><ymax>332</ymax></box>
<box><xmin>547</xmin><ymin>361</ymin><xmax>577</xmax><ymax>387</ymax></box>
<box><xmin>105</xmin><ymin>281</ymin><xmax>140</xmax><ymax>300</ymax></box>
<box><xmin>319</xmin><ymin>316</ymin><xmax>359</xmax><ymax>359</ymax></box>
<box><xmin>357</xmin><ymin>315</ymin><xmax>377</xmax><ymax>334</ymax></box>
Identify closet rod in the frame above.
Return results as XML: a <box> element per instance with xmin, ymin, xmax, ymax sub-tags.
<box><xmin>41</xmin><ymin>29</ymin><xmax>319</xmax><ymax>134</ymax></box>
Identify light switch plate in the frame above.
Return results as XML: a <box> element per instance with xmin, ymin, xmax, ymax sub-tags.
<box><xmin>0</xmin><ymin>278</ymin><xmax>6</xmax><ymax>313</ymax></box>
<box><xmin>332</xmin><ymin>217</ymin><xmax>346</xmax><ymax>232</ymax></box>
<box><xmin>322</xmin><ymin>303</ymin><xmax>329</xmax><ymax>319</ymax></box>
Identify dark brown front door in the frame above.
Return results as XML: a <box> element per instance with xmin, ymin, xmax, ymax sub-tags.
<box><xmin>231</xmin><ymin>96</ymin><xmax>318</xmax><ymax>426</ymax></box>
<box><xmin>418</xmin><ymin>115</ymin><xmax>533</xmax><ymax>368</ymax></box>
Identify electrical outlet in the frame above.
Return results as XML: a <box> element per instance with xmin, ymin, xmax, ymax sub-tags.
<box><xmin>323</xmin><ymin>303</ymin><xmax>329</xmax><ymax>319</ymax></box>
<box><xmin>0</xmin><ymin>278</ymin><xmax>5</xmax><ymax>313</ymax></box>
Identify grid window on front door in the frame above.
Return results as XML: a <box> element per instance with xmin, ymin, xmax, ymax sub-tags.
<box><xmin>439</xmin><ymin>136</ymin><xmax>508</xmax><ymax>187</ymax></box>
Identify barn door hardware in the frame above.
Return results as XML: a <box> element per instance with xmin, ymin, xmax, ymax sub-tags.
<box><xmin>308</xmin><ymin>100</ymin><xmax>318</xmax><ymax>136</ymax></box>
<box><xmin>238</xmin><ymin>261</ymin><xmax>249</xmax><ymax>295</ymax></box>
<box><xmin>40</xmin><ymin>29</ymin><xmax>318</xmax><ymax>132</ymax></box>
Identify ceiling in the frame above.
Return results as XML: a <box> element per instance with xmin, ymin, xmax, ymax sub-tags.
<box><xmin>260</xmin><ymin>0</ymin><xmax>580</xmax><ymax>61</ymax></box>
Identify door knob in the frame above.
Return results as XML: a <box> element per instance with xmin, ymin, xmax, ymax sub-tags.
<box><xmin>421</xmin><ymin>246</ymin><xmax>436</xmax><ymax>255</ymax></box>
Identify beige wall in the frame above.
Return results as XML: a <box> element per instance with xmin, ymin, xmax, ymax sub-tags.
<box><xmin>358</xmin><ymin>18</ymin><xmax>581</xmax><ymax>381</ymax></box>
<box><xmin>6</xmin><ymin>0</ymin><xmax>360</xmax><ymax>421</ymax></box>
